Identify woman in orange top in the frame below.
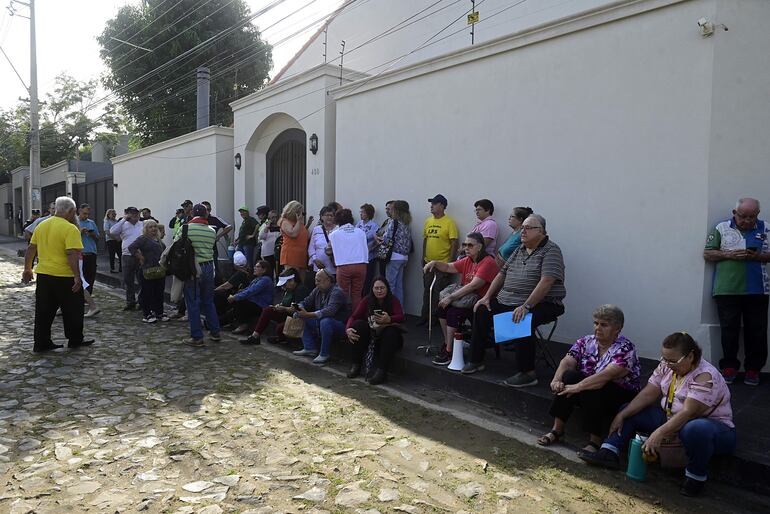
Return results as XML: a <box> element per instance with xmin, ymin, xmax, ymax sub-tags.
<box><xmin>279</xmin><ymin>201</ymin><xmax>309</xmax><ymax>271</ymax></box>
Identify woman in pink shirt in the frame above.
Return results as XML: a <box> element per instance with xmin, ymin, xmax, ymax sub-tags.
<box><xmin>580</xmin><ymin>332</ymin><xmax>735</xmax><ymax>497</ymax></box>
<box><xmin>471</xmin><ymin>199</ymin><xmax>498</xmax><ymax>255</ymax></box>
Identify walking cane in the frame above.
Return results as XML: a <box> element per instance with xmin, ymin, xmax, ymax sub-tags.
<box><xmin>416</xmin><ymin>274</ymin><xmax>438</xmax><ymax>356</ymax></box>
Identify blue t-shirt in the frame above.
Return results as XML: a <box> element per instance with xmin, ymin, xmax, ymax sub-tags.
<box><xmin>498</xmin><ymin>231</ymin><xmax>522</xmax><ymax>261</ymax></box>
<box><xmin>78</xmin><ymin>218</ymin><xmax>100</xmax><ymax>254</ymax></box>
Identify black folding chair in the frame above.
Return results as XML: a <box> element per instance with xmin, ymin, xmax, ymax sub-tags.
<box><xmin>535</xmin><ymin>319</ymin><xmax>559</xmax><ymax>370</ymax></box>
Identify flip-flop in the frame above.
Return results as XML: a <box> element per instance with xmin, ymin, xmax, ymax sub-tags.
<box><xmin>577</xmin><ymin>441</ymin><xmax>601</xmax><ymax>458</ymax></box>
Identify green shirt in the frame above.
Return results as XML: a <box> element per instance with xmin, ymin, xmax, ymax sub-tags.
<box><xmin>176</xmin><ymin>222</ymin><xmax>216</xmax><ymax>264</ymax></box>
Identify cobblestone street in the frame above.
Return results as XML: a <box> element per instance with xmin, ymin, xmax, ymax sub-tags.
<box><xmin>0</xmin><ymin>256</ymin><xmax>767</xmax><ymax>514</ymax></box>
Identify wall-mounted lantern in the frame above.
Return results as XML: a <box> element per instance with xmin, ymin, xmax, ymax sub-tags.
<box><xmin>234</xmin><ymin>153</ymin><xmax>242</xmax><ymax>170</ymax></box>
<box><xmin>309</xmin><ymin>133</ymin><xmax>319</xmax><ymax>155</ymax></box>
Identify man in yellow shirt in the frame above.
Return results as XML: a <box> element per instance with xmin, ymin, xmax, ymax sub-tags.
<box><xmin>419</xmin><ymin>194</ymin><xmax>459</xmax><ymax>326</ymax></box>
<box><xmin>22</xmin><ymin>196</ymin><xmax>94</xmax><ymax>353</ymax></box>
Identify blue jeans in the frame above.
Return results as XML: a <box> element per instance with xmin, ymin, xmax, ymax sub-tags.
<box><xmin>603</xmin><ymin>404</ymin><xmax>736</xmax><ymax>481</ymax></box>
<box><xmin>302</xmin><ymin>317</ymin><xmax>346</xmax><ymax>357</ymax></box>
<box><xmin>385</xmin><ymin>259</ymin><xmax>407</xmax><ymax>306</ymax></box>
<box><xmin>183</xmin><ymin>261</ymin><xmax>220</xmax><ymax>340</ymax></box>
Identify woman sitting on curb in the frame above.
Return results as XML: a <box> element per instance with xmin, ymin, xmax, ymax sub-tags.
<box><xmin>425</xmin><ymin>232</ymin><xmax>498</xmax><ymax>366</ymax></box>
<box><xmin>580</xmin><ymin>332</ymin><xmax>736</xmax><ymax>497</ymax></box>
<box><xmin>228</xmin><ymin>260</ymin><xmax>275</xmax><ymax>334</ymax></box>
<box><xmin>346</xmin><ymin>277</ymin><xmax>405</xmax><ymax>385</ymax></box>
<box><xmin>537</xmin><ymin>305</ymin><xmax>640</xmax><ymax>453</ymax></box>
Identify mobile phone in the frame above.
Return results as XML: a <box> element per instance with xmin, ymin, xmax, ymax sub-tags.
<box><xmin>374</xmin><ymin>309</ymin><xmax>384</xmax><ymax>316</ymax></box>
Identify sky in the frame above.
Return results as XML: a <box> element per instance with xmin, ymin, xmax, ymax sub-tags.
<box><xmin>0</xmin><ymin>0</ymin><xmax>344</xmax><ymax>112</ymax></box>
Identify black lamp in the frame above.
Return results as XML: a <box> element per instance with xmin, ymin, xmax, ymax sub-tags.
<box><xmin>309</xmin><ymin>133</ymin><xmax>318</xmax><ymax>155</ymax></box>
<box><xmin>234</xmin><ymin>153</ymin><xmax>242</xmax><ymax>169</ymax></box>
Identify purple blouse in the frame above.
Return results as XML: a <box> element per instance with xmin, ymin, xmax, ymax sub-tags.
<box><xmin>567</xmin><ymin>334</ymin><xmax>641</xmax><ymax>391</ymax></box>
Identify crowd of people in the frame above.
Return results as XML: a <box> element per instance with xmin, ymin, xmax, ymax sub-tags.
<box><xmin>20</xmin><ymin>193</ymin><xmax>769</xmax><ymax>497</ymax></box>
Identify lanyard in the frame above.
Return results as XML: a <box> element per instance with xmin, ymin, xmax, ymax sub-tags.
<box><xmin>665</xmin><ymin>373</ymin><xmax>680</xmax><ymax>418</ymax></box>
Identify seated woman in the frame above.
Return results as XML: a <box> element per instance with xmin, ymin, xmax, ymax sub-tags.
<box><xmin>228</xmin><ymin>260</ymin><xmax>275</xmax><ymax>334</ymax></box>
<box><xmin>537</xmin><ymin>305</ymin><xmax>641</xmax><ymax>453</ymax></box>
<box><xmin>345</xmin><ymin>277</ymin><xmax>405</xmax><ymax>385</ymax></box>
<box><xmin>496</xmin><ymin>206</ymin><xmax>532</xmax><ymax>267</ymax></box>
<box><xmin>425</xmin><ymin>232</ymin><xmax>498</xmax><ymax>366</ymax></box>
<box><xmin>581</xmin><ymin>332</ymin><xmax>736</xmax><ymax>497</ymax></box>
<box><xmin>240</xmin><ymin>267</ymin><xmax>308</xmax><ymax>345</ymax></box>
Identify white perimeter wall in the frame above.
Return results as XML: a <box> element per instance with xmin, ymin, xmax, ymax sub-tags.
<box><xmin>112</xmin><ymin>126</ymin><xmax>234</xmax><ymax>246</ymax></box>
<box><xmin>335</xmin><ymin>0</ymin><xmax>729</xmax><ymax>360</ymax></box>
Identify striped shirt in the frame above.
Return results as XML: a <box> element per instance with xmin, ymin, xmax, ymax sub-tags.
<box><xmin>177</xmin><ymin>222</ymin><xmax>216</xmax><ymax>264</ymax></box>
<box><xmin>496</xmin><ymin>237</ymin><xmax>566</xmax><ymax>306</ymax></box>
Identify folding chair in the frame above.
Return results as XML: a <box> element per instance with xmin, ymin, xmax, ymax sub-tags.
<box><xmin>534</xmin><ymin>319</ymin><xmax>559</xmax><ymax>370</ymax></box>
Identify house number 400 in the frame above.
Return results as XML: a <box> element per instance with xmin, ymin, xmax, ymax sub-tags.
<box><xmin>311</xmin><ymin>168</ymin><xmax>320</xmax><ymax>176</ymax></box>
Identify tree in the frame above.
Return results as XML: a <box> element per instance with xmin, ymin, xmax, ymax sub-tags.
<box><xmin>97</xmin><ymin>0</ymin><xmax>273</xmax><ymax>145</ymax></box>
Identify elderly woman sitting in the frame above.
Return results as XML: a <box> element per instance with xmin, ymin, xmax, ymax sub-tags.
<box><xmin>537</xmin><ymin>305</ymin><xmax>641</xmax><ymax>453</ymax></box>
<box><xmin>581</xmin><ymin>332</ymin><xmax>735</xmax><ymax>497</ymax></box>
<box><xmin>425</xmin><ymin>232</ymin><xmax>499</xmax><ymax>366</ymax></box>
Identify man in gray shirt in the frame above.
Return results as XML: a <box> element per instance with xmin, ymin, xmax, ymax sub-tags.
<box><xmin>465</xmin><ymin>214</ymin><xmax>566</xmax><ymax>387</ymax></box>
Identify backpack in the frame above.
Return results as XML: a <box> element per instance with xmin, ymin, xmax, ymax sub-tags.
<box><xmin>165</xmin><ymin>224</ymin><xmax>197</xmax><ymax>280</ymax></box>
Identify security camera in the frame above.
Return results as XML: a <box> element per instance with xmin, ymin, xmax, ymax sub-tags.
<box><xmin>697</xmin><ymin>17</ymin><xmax>715</xmax><ymax>36</ymax></box>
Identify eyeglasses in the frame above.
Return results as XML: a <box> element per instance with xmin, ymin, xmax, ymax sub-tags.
<box><xmin>461</xmin><ymin>242</ymin><xmax>478</xmax><ymax>247</ymax></box>
<box><xmin>660</xmin><ymin>352</ymin><xmax>689</xmax><ymax>366</ymax></box>
<box><xmin>520</xmin><ymin>225</ymin><xmax>542</xmax><ymax>232</ymax></box>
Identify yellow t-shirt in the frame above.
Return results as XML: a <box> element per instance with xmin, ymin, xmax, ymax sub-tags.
<box><xmin>30</xmin><ymin>216</ymin><xmax>83</xmax><ymax>277</ymax></box>
<box><xmin>423</xmin><ymin>214</ymin><xmax>459</xmax><ymax>262</ymax></box>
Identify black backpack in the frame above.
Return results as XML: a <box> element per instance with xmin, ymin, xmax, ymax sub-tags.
<box><xmin>165</xmin><ymin>224</ymin><xmax>197</xmax><ymax>280</ymax></box>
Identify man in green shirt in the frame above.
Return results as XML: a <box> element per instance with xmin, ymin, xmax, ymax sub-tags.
<box><xmin>236</xmin><ymin>206</ymin><xmax>258</xmax><ymax>269</ymax></box>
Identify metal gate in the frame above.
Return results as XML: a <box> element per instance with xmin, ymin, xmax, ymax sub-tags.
<box><xmin>42</xmin><ymin>182</ymin><xmax>66</xmax><ymax>211</ymax></box>
<box><xmin>73</xmin><ymin>178</ymin><xmax>114</xmax><ymax>252</ymax></box>
<box><xmin>266</xmin><ymin>129</ymin><xmax>306</xmax><ymax>211</ymax></box>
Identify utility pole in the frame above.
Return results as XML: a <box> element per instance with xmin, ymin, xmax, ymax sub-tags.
<box><xmin>28</xmin><ymin>0</ymin><xmax>41</xmax><ymax>212</ymax></box>
<box><xmin>339</xmin><ymin>40</ymin><xmax>345</xmax><ymax>85</ymax></box>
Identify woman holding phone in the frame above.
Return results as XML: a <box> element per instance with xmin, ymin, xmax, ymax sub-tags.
<box><xmin>345</xmin><ymin>277</ymin><xmax>404</xmax><ymax>384</ymax></box>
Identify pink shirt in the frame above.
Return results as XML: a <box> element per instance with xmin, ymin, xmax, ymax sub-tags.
<box><xmin>471</xmin><ymin>217</ymin><xmax>499</xmax><ymax>255</ymax></box>
<box><xmin>648</xmin><ymin>359</ymin><xmax>734</xmax><ymax>428</ymax></box>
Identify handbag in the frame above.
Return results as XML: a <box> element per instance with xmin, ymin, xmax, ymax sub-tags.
<box><xmin>657</xmin><ymin>436</ymin><xmax>688</xmax><ymax>468</ymax></box>
<box><xmin>143</xmin><ymin>265</ymin><xmax>166</xmax><ymax>280</ymax></box>
<box><xmin>377</xmin><ymin>220</ymin><xmax>398</xmax><ymax>262</ymax></box>
<box><xmin>283</xmin><ymin>315</ymin><xmax>305</xmax><ymax>339</ymax></box>
<box><xmin>439</xmin><ymin>283</ymin><xmax>478</xmax><ymax>309</ymax></box>
<box><xmin>322</xmin><ymin>226</ymin><xmax>335</xmax><ymax>266</ymax></box>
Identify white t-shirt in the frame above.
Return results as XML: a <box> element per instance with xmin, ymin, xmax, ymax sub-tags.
<box><xmin>329</xmin><ymin>223</ymin><xmax>368</xmax><ymax>266</ymax></box>
<box><xmin>260</xmin><ymin>225</ymin><xmax>280</xmax><ymax>257</ymax></box>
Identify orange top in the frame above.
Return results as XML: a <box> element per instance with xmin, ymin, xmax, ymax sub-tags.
<box><xmin>280</xmin><ymin>221</ymin><xmax>309</xmax><ymax>269</ymax></box>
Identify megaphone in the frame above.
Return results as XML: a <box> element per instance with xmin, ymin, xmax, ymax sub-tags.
<box><xmin>447</xmin><ymin>334</ymin><xmax>466</xmax><ymax>371</ymax></box>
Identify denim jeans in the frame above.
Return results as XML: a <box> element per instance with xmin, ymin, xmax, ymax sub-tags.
<box><xmin>183</xmin><ymin>261</ymin><xmax>220</xmax><ymax>340</ymax></box>
<box><xmin>302</xmin><ymin>317</ymin><xmax>346</xmax><ymax>357</ymax></box>
<box><xmin>603</xmin><ymin>404</ymin><xmax>736</xmax><ymax>481</ymax></box>
<box><xmin>237</xmin><ymin>243</ymin><xmax>256</xmax><ymax>270</ymax></box>
<box><xmin>385</xmin><ymin>259</ymin><xmax>407</xmax><ymax>306</ymax></box>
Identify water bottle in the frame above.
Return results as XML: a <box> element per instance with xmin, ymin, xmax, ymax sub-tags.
<box><xmin>227</xmin><ymin>245</ymin><xmax>236</xmax><ymax>260</ymax></box>
<box><xmin>626</xmin><ymin>435</ymin><xmax>647</xmax><ymax>481</ymax></box>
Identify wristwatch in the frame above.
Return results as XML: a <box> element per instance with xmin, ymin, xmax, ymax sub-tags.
<box><xmin>523</xmin><ymin>303</ymin><xmax>533</xmax><ymax>311</ymax></box>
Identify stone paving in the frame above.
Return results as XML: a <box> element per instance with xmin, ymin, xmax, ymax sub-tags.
<box><xmin>0</xmin><ymin>255</ymin><xmax>768</xmax><ymax>514</ymax></box>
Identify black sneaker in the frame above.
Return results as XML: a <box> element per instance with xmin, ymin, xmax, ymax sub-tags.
<box><xmin>679</xmin><ymin>477</ymin><xmax>705</xmax><ymax>497</ymax></box>
<box><xmin>432</xmin><ymin>348</ymin><xmax>452</xmax><ymax>366</ymax></box>
<box><xmin>240</xmin><ymin>335</ymin><xmax>261</xmax><ymax>345</ymax></box>
<box><xmin>578</xmin><ymin>448</ymin><xmax>620</xmax><ymax>469</ymax></box>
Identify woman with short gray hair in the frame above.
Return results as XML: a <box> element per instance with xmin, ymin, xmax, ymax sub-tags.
<box><xmin>537</xmin><ymin>304</ymin><xmax>641</xmax><ymax>454</ymax></box>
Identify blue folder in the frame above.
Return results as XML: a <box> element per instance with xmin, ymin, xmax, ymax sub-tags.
<box><xmin>493</xmin><ymin>312</ymin><xmax>533</xmax><ymax>343</ymax></box>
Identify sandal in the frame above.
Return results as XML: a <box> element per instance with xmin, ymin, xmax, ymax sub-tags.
<box><xmin>536</xmin><ymin>429</ymin><xmax>564</xmax><ymax>446</ymax></box>
<box><xmin>577</xmin><ymin>441</ymin><xmax>601</xmax><ymax>458</ymax></box>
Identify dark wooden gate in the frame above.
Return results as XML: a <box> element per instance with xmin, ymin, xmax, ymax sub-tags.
<box><xmin>266</xmin><ymin>129</ymin><xmax>306</xmax><ymax>211</ymax></box>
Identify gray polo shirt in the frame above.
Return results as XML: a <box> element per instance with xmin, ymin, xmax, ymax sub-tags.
<box><xmin>496</xmin><ymin>237</ymin><xmax>566</xmax><ymax>307</ymax></box>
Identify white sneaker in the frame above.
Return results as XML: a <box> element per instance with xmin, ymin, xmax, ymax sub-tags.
<box><xmin>159</xmin><ymin>315</ymin><xmax>171</xmax><ymax>322</ymax></box>
<box><xmin>292</xmin><ymin>349</ymin><xmax>316</xmax><ymax>357</ymax></box>
<box><xmin>84</xmin><ymin>308</ymin><xmax>101</xmax><ymax>318</ymax></box>
<box><xmin>180</xmin><ymin>315</ymin><xmax>188</xmax><ymax>322</ymax></box>
<box><xmin>312</xmin><ymin>355</ymin><xmax>330</xmax><ymax>364</ymax></box>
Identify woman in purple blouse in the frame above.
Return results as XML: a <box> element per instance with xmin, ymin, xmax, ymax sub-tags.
<box><xmin>537</xmin><ymin>304</ymin><xmax>641</xmax><ymax>454</ymax></box>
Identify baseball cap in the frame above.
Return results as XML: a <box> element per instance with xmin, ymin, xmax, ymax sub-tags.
<box><xmin>277</xmin><ymin>273</ymin><xmax>295</xmax><ymax>287</ymax></box>
<box><xmin>192</xmin><ymin>204</ymin><xmax>208</xmax><ymax>217</ymax></box>
<box><xmin>125</xmin><ymin>206</ymin><xmax>140</xmax><ymax>213</ymax></box>
<box><xmin>256</xmin><ymin>205</ymin><xmax>270</xmax><ymax>215</ymax></box>
<box><xmin>238</xmin><ymin>205</ymin><xmax>249</xmax><ymax>212</ymax></box>
<box><xmin>428</xmin><ymin>194</ymin><xmax>448</xmax><ymax>207</ymax></box>
<box><xmin>233</xmin><ymin>251</ymin><xmax>247</xmax><ymax>267</ymax></box>
<box><xmin>181</xmin><ymin>200</ymin><xmax>193</xmax><ymax>207</ymax></box>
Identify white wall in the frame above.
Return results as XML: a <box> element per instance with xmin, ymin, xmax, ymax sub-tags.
<box><xmin>335</xmin><ymin>0</ymin><xmax>722</xmax><ymax>359</ymax></box>
<box><xmin>280</xmin><ymin>0</ymin><xmax>618</xmax><ymax>83</ymax></box>
<box><xmin>112</xmin><ymin>126</ymin><xmax>234</xmax><ymax>245</ymax></box>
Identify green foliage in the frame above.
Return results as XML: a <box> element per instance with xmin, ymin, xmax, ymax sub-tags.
<box><xmin>97</xmin><ymin>0</ymin><xmax>272</xmax><ymax>145</ymax></box>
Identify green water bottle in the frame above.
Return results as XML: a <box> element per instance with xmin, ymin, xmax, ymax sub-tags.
<box><xmin>626</xmin><ymin>436</ymin><xmax>647</xmax><ymax>481</ymax></box>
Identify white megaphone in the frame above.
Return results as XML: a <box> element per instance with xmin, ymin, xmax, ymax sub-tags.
<box><xmin>447</xmin><ymin>333</ymin><xmax>466</xmax><ymax>371</ymax></box>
